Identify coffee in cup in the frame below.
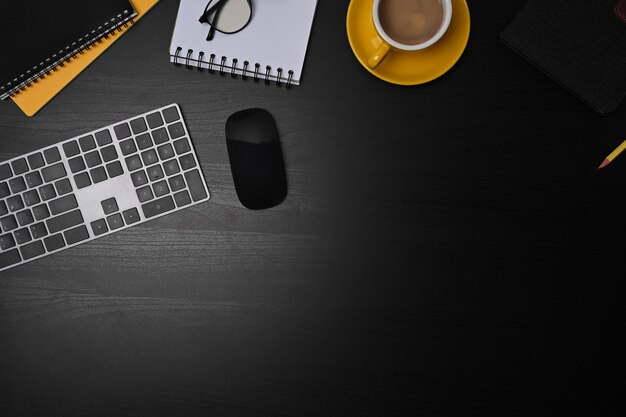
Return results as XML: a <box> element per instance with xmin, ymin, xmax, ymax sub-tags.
<box><xmin>368</xmin><ymin>0</ymin><xmax>453</xmax><ymax>69</ymax></box>
<box><xmin>379</xmin><ymin>0</ymin><xmax>445</xmax><ymax>45</ymax></box>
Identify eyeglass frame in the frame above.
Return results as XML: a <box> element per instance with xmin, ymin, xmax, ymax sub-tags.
<box><xmin>199</xmin><ymin>0</ymin><xmax>253</xmax><ymax>41</ymax></box>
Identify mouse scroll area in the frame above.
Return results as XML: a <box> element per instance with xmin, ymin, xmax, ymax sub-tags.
<box><xmin>226</xmin><ymin>108</ymin><xmax>278</xmax><ymax>145</ymax></box>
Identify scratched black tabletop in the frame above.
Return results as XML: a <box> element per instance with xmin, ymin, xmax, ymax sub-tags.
<box><xmin>1</xmin><ymin>1</ymin><xmax>625</xmax><ymax>415</ymax></box>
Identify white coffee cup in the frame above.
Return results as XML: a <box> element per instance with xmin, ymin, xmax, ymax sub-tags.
<box><xmin>368</xmin><ymin>0</ymin><xmax>453</xmax><ymax>69</ymax></box>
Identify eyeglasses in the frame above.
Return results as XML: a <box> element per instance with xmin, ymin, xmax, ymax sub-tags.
<box><xmin>199</xmin><ymin>0</ymin><xmax>253</xmax><ymax>41</ymax></box>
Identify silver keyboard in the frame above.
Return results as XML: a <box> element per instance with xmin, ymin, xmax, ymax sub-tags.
<box><xmin>0</xmin><ymin>104</ymin><xmax>210</xmax><ymax>272</ymax></box>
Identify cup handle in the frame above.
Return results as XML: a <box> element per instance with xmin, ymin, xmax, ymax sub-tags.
<box><xmin>367</xmin><ymin>42</ymin><xmax>391</xmax><ymax>69</ymax></box>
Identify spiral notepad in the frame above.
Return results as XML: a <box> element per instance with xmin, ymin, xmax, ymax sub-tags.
<box><xmin>169</xmin><ymin>0</ymin><xmax>318</xmax><ymax>87</ymax></box>
<box><xmin>0</xmin><ymin>0</ymin><xmax>137</xmax><ymax>100</ymax></box>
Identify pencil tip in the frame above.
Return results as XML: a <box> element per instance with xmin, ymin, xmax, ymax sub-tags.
<box><xmin>598</xmin><ymin>159</ymin><xmax>611</xmax><ymax>170</ymax></box>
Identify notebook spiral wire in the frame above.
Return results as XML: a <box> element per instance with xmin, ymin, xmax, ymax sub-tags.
<box><xmin>172</xmin><ymin>47</ymin><xmax>295</xmax><ymax>88</ymax></box>
<box><xmin>4</xmin><ymin>11</ymin><xmax>135</xmax><ymax>99</ymax></box>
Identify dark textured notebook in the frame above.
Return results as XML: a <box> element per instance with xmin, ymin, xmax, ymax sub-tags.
<box><xmin>0</xmin><ymin>0</ymin><xmax>136</xmax><ymax>100</ymax></box>
<box><xmin>500</xmin><ymin>0</ymin><xmax>626</xmax><ymax>114</ymax></box>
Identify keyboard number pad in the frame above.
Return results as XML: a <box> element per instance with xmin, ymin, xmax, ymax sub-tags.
<box><xmin>116</xmin><ymin>107</ymin><xmax>209</xmax><ymax>219</ymax></box>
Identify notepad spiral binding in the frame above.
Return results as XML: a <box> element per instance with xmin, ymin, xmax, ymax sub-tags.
<box><xmin>0</xmin><ymin>10</ymin><xmax>136</xmax><ymax>100</ymax></box>
<box><xmin>172</xmin><ymin>47</ymin><xmax>295</xmax><ymax>88</ymax></box>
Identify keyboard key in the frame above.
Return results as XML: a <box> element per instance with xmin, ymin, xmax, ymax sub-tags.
<box><xmin>9</xmin><ymin>177</ymin><xmax>26</xmax><ymax>193</ymax></box>
<box><xmin>44</xmin><ymin>233</ymin><xmax>65</xmax><ymax>251</ymax></box>
<box><xmin>135</xmin><ymin>133</ymin><xmax>153</xmax><ymax>150</ymax></box>
<box><xmin>163</xmin><ymin>159</ymin><xmax>181</xmax><ymax>176</ymax></box>
<box><xmin>32</xmin><ymin>204</ymin><xmax>50</xmax><ymax>221</ymax></box>
<box><xmin>27</xmin><ymin>152</ymin><xmax>45</xmax><ymax>169</ymax></box>
<box><xmin>39</xmin><ymin>184</ymin><xmax>56</xmax><ymax>200</ymax></box>
<box><xmin>30</xmin><ymin>222</ymin><xmax>48</xmax><ymax>239</ymax></box>
<box><xmin>20</xmin><ymin>240</ymin><xmax>45</xmax><ymax>260</ymax></box>
<box><xmin>122</xmin><ymin>207</ymin><xmax>140</xmax><ymax>225</ymax></box>
<box><xmin>146</xmin><ymin>111</ymin><xmax>164</xmax><ymax>128</ymax></box>
<box><xmin>49</xmin><ymin>194</ymin><xmax>78</xmax><ymax>215</ymax></box>
<box><xmin>0</xmin><ymin>182</ymin><xmax>9</xmax><ymax>198</ymax></box>
<box><xmin>11</xmin><ymin>158</ymin><xmax>28</xmax><ymax>175</ymax></box>
<box><xmin>136</xmin><ymin>186</ymin><xmax>153</xmax><ymax>203</ymax></box>
<box><xmin>114</xmin><ymin>123</ymin><xmax>132</xmax><ymax>140</ymax></box>
<box><xmin>25</xmin><ymin>171</ymin><xmax>43</xmax><ymax>188</ymax></box>
<box><xmin>55</xmin><ymin>178</ymin><xmax>73</xmax><ymax>195</ymax></box>
<box><xmin>63</xmin><ymin>141</ymin><xmax>80</xmax><ymax>158</ymax></box>
<box><xmin>16</xmin><ymin>209</ymin><xmax>34</xmax><ymax>226</ymax></box>
<box><xmin>167</xmin><ymin>122</ymin><xmax>185</xmax><ymax>140</ymax></box>
<box><xmin>162</xmin><ymin>106</ymin><xmax>180</xmax><ymax>123</ymax></box>
<box><xmin>101</xmin><ymin>145</ymin><xmax>118</xmax><ymax>162</ymax></box>
<box><xmin>84</xmin><ymin>150</ymin><xmax>102</xmax><ymax>168</ymax></box>
<box><xmin>0</xmin><ymin>200</ymin><xmax>11</xmax><ymax>216</ymax></box>
<box><xmin>152</xmin><ymin>180</ymin><xmax>169</xmax><ymax>197</ymax></box>
<box><xmin>14</xmin><ymin>228</ymin><xmax>32</xmax><ymax>244</ymax></box>
<box><xmin>141</xmin><ymin>149</ymin><xmax>159</xmax><ymax>166</ymax></box>
<box><xmin>107</xmin><ymin>213</ymin><xmax>124</xmax><ymax>230</ymax></box>
<box><xmin>179</xmin><ymin>154</ymin><xmax>197</xmax><ymax>171</ymax></box>
<box><xmin>23</xmin><ymin>190</ymin><xmax>40</xmax><ymax>206</ymax></box>
<box><xmin>105</xmin><ymin>161</ymin><xmax>124</xmax><ymax>178</ymax></box>
<box><xmin>95</xmin><ymin>130</ymin><xmax>113</xmax><ymax>146</ymax></box>
<box><xmin>47</xmin><ymin>209</ymin><xmax>83</xmax><ymax>233</ymax></box>
<box><xmin>147</xmin><ymin>165</ymin><xmax>164</xmax><ymax>181</ymax></box>
<box><xmin>91</xmin><ymin>219</ymin><xmax>108</xmax><ymax>236</ymax></box>
<box><xmin>68</xmin><ymin>156</ymin><xmax>86</xmax><ymax>173</ymax></box>
<box><xmin>0</xmin><ymin>164</ymin><xmax>12</xmax><ymax>180</ymax></box>
<box><xmin>0</xmin><ymin>249</ymin><xmax>21</xmax><ymax>269</ymax></box>
<box><xmin>120</xmin><ymin>138</ymin><xmax>137</xmax><ymax>156</ymax></box>
<box><xmin>173</xmin><ymin>137</ymin><xmax>191</xmax><ymax>155</ymax></box>
<box><xmin>101</xmin><ymin>198</ymin><xmax>118</xmax><ymax>215</ymax></box>
<box><xmin>151</xmin><ymin>127</ymin><xmax>169</xmax><ymax>144</ymax></box>
<box><xmin>42</xmin><ymin>162</ymin><xmax>67</xmax><ymax>182</ymax></box>
<box><xmin>130</xmin><ymin>117</ymin><xmax>148</xmax><ymax>134</ymax></box>
<box><xmin>157</xmin><ymin>143</ymin><xmax>175</xmax><ymax>161</ymax></box>
<box><xmin>90</xmin><ymin>167</ymin><xmax>107</xmax><ymax>184</ymax></box>
<box><xmin>7</xmin><ymin>195</ymin><xmax>24</xmax><ymax>212</ymax></box>
<box><xmin>74</xmin><ymin>172</ymin><xmax>92</xmax><ymax>189</ymax></box>
<box><xmin>142</xmin><ymin>195</ymin><xmax>175</xmax><ymax>218</ymax></box>
<box><xmin>167</xmin><ymin>175</ymin><xmax>185</xmax><ymax>191</ymax></box>
<box><xmin>79</xmin><ymin>135</ymin><xmax>96</xmax><ymax>152</ymax></box>
<box><xmin>0</xmin><ymin>234</ymin><xmax>16</xmax><ymax>250</ymax></box>
<box><xmin>125</xmin><ymin>155</ymin><xmax>142</xmax><ymax>171</ymax></box>
<box><xmin>64</xmin><ymin>225</ymin><xmax>89</xmax><ymax>245</ymax></box>
<box><xmin>43</xmin><ymin>147</ymin><xmax>61</xmax><ymax>163</ymax></box>
<box><xmin>131</xmin><ymin>170</ymin><xmax>148</xmax><ymax>187</ymax></box>
<box><xmin>184</xmin><ymin>170</ymin><xmax>208</xmax><ymax>202</ymax></box>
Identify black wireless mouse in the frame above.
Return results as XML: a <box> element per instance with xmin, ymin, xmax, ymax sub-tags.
<box><xmin>225</xmin><ymin>108</ymin><xmax>287</xmax><ymax>210</ymax></box>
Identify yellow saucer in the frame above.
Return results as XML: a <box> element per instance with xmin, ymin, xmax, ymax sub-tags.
<box><xmin>347</xmin><ymin>0</ymin><xmax>471</xmax><ymax>85</ymax></box>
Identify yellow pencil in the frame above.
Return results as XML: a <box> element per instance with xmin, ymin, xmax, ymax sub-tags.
<box><xmin>598</xmin><ymin>139</ymin><xmax>626</xmax><ymax>169</ymax></box>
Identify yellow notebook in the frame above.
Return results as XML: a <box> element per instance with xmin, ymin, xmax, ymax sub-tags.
<box><xmin>11</xmin><ymin>0</ymin><xmax>159</xmax><ymax>117</ymax></box>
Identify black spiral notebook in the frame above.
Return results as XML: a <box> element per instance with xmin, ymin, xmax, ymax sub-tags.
<box><xmin>0</xmin><ymin>0</ymin><xmax>136</xmax><ymax>100</ymax></box>
<box><xmin>501</xmin><ymin>0</ymin><xmax>626</xmax><ymax>114</ymax></box>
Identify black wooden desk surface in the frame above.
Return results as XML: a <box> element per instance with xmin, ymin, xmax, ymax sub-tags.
<box><xmin>1</xmin><ymin>1</ymin><xmax>625</xmax><ymax>415</ymax></box>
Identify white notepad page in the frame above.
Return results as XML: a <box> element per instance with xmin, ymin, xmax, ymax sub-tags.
<box><xmin>169</xmin><ymin>0</ymin><xmax>318</xmax><ymax>85</ymax></box>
